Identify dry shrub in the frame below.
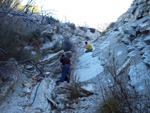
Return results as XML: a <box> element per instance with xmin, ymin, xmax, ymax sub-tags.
<box><xmin>23</xmin><ymin>28</ymin><xmax>41</xmax><ymax>47</ymax></box>
<box><xmin>45</xmin><ymin>16</ymin><xmax>59</xmax><ymax>25</ymax></box>
<box><xmin>98</xmin><ymin>51</ymin><xmax>150</xmax><ymax>113</ymax></box>
<box><xmin>66</xmin><ymin>74</ymin><xmax>83</xmax><ymax>100</ymax></box>
<box><xmin>0</xmin><ymin>22</ymin><xmax>20</xmax><ymax>61</ymax></box>
<box><xmin>0</xmin><ymin>0</ymin><xmax>41</xmax><ymax>61</ymax></box>
<box><xmin>0</xmin><ymin>13</ymin><xmax>41</xmax><ymax>61</ymax></box>
<box><xmin>63</xmin><ymin>39</ymin><xmax>73</xmax><ymax>51</ymax></box>
<box><xmin>102</xmin><ymin>54</ymin><xmax>133</xmax><ymax>112</ymax></box>
<box><xmin>97</xmin><ymin>96</ymin><xmax>122</xmax><ymax>113</ymax></box>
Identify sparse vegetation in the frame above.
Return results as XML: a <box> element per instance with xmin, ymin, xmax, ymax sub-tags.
<box><xmin>66</xmin><ymin>74</ymin><xmax>83</xmax><ymax>100</ymax></box>
<box><xmin>0</xmin><ymin>0</ymin><xmax>42</xmax><ymax>62</ymax></box>
<box><xmin>97</xmin><ymin>96</ymin><xmax>122</xmax><ymax>113</ymax></box>
<box><xmin>103</xmin><ymin>52</ymin><xmax>133</xmax><ymax>112</ymax></box>
<box><xmin>0</xmin><ymin>0</ymin><xmax>40</xmax><ymax>16</ymax></box>
<box><xmin>45</xmin><ymin>16</ymin><xmax>59</xmax><ymax>25</ymax></box>
<box><xmin>107</xmin><ymin>22</ymin><xmax>115</xmax><ymax>29</ymax></box>
<box><xmin>66</xmin><ymin>22</ymin><xmax>76</xmax><ymax>30</ymax></box>
<box><xmin>116</xmin><ymin>34</ymin><xmax>124</xmax><ymax>43</ymax></box>
<box><xmin>23</xmin><ymin>28</ymin><xmax>41</xmax><ymax>47</ymax></box>
<box><xmin>97</xmin><ymin>51</ymin><xmax>150</xmax><ymax>113</ymax></box>
<box><xmin>101</xmin><ymin>22</ymin><xmax>115</xmax><ymax>35</ymax></box>
<box><xmin>0</xmin><ymin>20</ymin><xmax>41</xmax><ymax>61</ymax></box>
<box><xmin>116</xmin><ymin>37</ymin><xmax>123</xmax><ymax>43</ymax></box>
<box><xmin>63</xmin><ymin>38</ymin><xmax>73</xmax><ymax>51</ymax></box>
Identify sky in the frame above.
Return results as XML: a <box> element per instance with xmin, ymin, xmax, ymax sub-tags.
<box><xmin>22</xmin><ymin>0</ymin><xmax>133</xmax><ymax>29</ymax></box>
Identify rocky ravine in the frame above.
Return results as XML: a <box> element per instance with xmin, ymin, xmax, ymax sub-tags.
<box><xmin>0</xmin><ymin>0</ymin><xmax>150</xmax><ymax>112</ymax></box>
<box><xmin>0</xmin><ymin>17</ymin><xmax>101</xmax><ymax>113</ymax></box>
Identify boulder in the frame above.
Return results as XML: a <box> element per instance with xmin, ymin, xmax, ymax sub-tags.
<box><xmin>39</xmin><ymin>50</ymin><xmax>64</xmax><ymax>65</ymax></box>
<box><xmin>74</xmin><ymin>28</ymin><xmax>85</xmax><ymax>37</ymax></box>
<box><xmin>127</xmin><ymin>46</ymin><xmax>135</xmax><ymax>52</ymax></box>
<box><xmin>89</xmin><ymin>28</ymin><xmax>95</xmax><ymax>33</ymax></box>
<box><xmin>135</xmin><ymin>41</ymin><xmax>147</xmax><ymax>50</ymax></box>
<box><xmin>65</xmin><ymin>51</ymin><xmax>73</xmax><ymax>58</ymax></box>
<box><xmin>40</xmin><ymin>34</ymin><xmax>64</xmax><ymax>53</ymax></box>
<box><xmin>26</xmin><ymin>78</ymin><xmax>55</xmax><ymax>113</ymax></box>
<box><xmin>128</xmin><ymin>62</ymin><xmax>150</xmax><ymax>95</ymax></box>
<box><xmin>142</xmin><ymin>50</ymin><xmax>150</xmax><ymax>65</ymax></box>
<box><xmin>85</xmin><ymin>29</ymin><xmax>101</xmax><ymax>41</ymax></box>
<box><xmin>66</xmin><ymin>23</ymin><xmax>76</xmax><ymax>30</ymax></box>
<box><xmin>140</xmin><ymin>46</ymin><xmax>150</xmax><ymax>55</ymax></box>
<box><xmin>144</xmin><ymin>35</ymin><xmax>150</xmax><ymax>45</ymax></box>
<box><xmin>127</xmin><ymin>51</ymin><xmax>137</xmax><ymax>57</ymax></box>
<box><xmin>116</xmin><ymin>57</ymin><xmax>133</xmax><ymax>75</ymax></box>
<box><xmin>41</xmin><ymin>25</ymin><xmax>57</xmax><ymax>36</ymax></box>
<box><xmin>140</xmin><ymin>24</ymin><xmax>150</xmax><ymax>32</ymax></box>
<box><xmin>124</xmin><ymin>29</ymin><xmax>136</xmax><ymax>36</ymax></box>
<box><xmin>79</xmin><ymin>27</ymin><xmax>87</xmax><ymax>32</ymax></box>
<box><xmin>25</xmin><ymin>65</ymin><xmax>34</xmax><ymax>70</ymax></box>
<box><xmin>137</xmin><ymin>0</ymin><xmax>147</xmax><ymax>5</ymax></box>
<box><xmin>122</xmin><ymin>37</ymin><xmax>130</xmax><ymax>45</ymax></box>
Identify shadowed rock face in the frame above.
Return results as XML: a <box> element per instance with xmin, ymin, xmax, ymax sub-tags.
<box><xmin>0</xmin><ymin>59</ymin><xmax>19</xmax><ymax>101</ymax></box>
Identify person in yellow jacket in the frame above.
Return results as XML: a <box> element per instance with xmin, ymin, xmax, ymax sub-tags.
<box><xmin>85</xmin><ymin>42</ymin><xmax>93</xmax><ymax>53</ymax></box>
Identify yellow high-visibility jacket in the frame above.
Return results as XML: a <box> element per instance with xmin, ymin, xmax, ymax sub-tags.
<box><xmin>85</xmin><ymin>43</ymin><xmax>93</xmax><ymax>50</ymax></box>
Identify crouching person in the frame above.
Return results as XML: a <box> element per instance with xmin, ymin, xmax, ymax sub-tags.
<box><xmin>85</xmin><ymin>42</ymin><xmax>93</xmax><ymax>53</ymax></box>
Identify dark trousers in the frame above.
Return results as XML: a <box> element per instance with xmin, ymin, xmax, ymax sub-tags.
<box><xmin>60</xmin><ymin>65</ymin><xmax>71</xmax><ymax>83</ymax></box>
<box><xmin>85</xmin><ymin>49</ymin><xmax>93</xmax><ymax>53</ymax></box>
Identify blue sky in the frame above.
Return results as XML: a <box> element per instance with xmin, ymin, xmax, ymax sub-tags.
<box><xmin>22</xmin><ymin>0</ymin><xmax>133</xmax><ymax>28</ymax></box>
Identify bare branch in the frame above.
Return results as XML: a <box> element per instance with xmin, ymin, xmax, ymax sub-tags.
<box><xmin>0</xmin><ymin>11</ymin><xmax>25</xmax><ymax>16</ymax></box>
<box><xmin>0</xmin><ymin>48</ymin><xmax>8</xmax><ymax>54</ymax></box>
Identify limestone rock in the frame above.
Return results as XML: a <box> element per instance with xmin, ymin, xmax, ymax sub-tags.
<box><xmin>128</xmin><ymin>62</ymin><xmax>150</xmax><ymax>95</ymax></box>
<box><xmin>65</xmin><ymin>51</ymin><xmax>73</xmax><ymax>58</ymax></box>
<box><xmin>41</xmin><ymin>24</ymin><xmax>57</xmax><ymax>36</ymax></box>
<box><xmin>122</xmin><ymin>36</ymin><xmax>130</xmax><ymax>45</ymax></box>
<box><xmin>22</xmin><ymin>80</ymin><xmax>32</xmax><ymax>88</ymax></box>
<box><xmin>135</xmin><ymin>41</ymin><xmax>147</xmax><ymax>50</ymax></box>
<box><xmin>144</xmin><ymin>35</ymin><xmax>150</xmax><ymax>45</ymax></box>
<box><xmin>39</xmin><ymin>50</ymin><xmax>64</xmax><ymax>65</ymax></box>
<box><xmin>25</xmin><ymin>65</ymin><xmax>34</xmax><ymax>70</ymax></box>
<box><xmin>140</xmin><ymin>46</ymin><xmax>150</xmax><ymax>55</ymax></box>
<box><xmin>127</xmin><ymin>45</ymin><xmax>135</xmax><ymax>52</ymax></box>
<box><xmin>142</xmin><ymin>50</ymin><xmax>150</xmax><ymax>65</ymax></box>
<box><xmin>124</xmin><ymin>26</ymin><xmax>136</xmax><ymax>36</ymax></box>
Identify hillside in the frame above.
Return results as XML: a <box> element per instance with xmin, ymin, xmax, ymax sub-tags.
<box><xmin>0</xmin><ymin>0</ymin><xmax>150</xmax><ymax>113</ymax></box>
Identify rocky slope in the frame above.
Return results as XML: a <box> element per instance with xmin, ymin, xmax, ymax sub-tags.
<box><xmin>93</xmin><ymin>0</ymin><xmax>150</xmax><ymax>95</ymax></box>
<box><xmin>0</xmin><ymin>0</ymin><xmax>150</xmax><ymax>112</ymax></box>
<box><xmin>0</xmin><ymin>13</ymin><xmax>101</xmax><ymax>112</ymax></box>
